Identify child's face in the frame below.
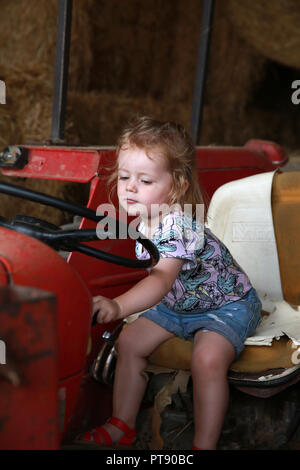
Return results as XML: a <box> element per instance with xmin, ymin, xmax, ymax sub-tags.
<box><xmin>117</xmin><ymin>145</ymin><xmax>173</xmax><ymax>220</ymax></box>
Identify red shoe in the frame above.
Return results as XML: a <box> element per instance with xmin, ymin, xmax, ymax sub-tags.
<box><xmin>79</xmin><ymin>417</ymin><xmax>136</xmax><ymax>447</ymax></box>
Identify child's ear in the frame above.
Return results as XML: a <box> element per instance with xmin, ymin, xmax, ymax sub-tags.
<box><xmin>180</xmin><ymin>178</ymin><xmax>189</xmax><ymax>198</ymax></box>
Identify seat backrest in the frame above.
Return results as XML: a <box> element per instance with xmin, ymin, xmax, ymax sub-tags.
<box><xmin>272</xmin><ymin>172</ymin><xmax>300</xmax><ymax>305</ymax></box>
<box><xmin>205</xmin><ymin>171</ymin><xmax>284</xmax><ymax>307</ymax></box>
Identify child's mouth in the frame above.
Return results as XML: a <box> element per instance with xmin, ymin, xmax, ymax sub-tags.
<box><xmin>126</xmin><ymin>199</ymin><xmax>138</xmax><ymax>204</ymax></box>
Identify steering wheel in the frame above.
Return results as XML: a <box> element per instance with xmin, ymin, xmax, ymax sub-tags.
<box><xmin>0</xmin><ymin>181</ymin><xmax>160</xmax><ymax>269</ymax></box>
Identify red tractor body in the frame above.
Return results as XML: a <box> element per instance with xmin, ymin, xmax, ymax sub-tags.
<box><xmin>0</xmin><ymin>141</ymin><xmax>287</xmax><ymax>449</ymax></box>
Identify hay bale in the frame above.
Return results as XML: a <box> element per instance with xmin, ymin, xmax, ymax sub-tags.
<box><xmin>203</xmin><ymin>1</ymin><xmax>268</xmax><ymax>118</ymax></box>
<box><xmin>0</xmin><ymin>0</ymin><xmax>96</xmax><ymax>144</ymax></box>
<box><xmin>0</xmin><ymin>103</ymin><xmax>22</xmax><ymax>148</ymax></box>
<box><xmin>1</xmin><ymin>0</ymin><xmax>298</xmax><ymax>150</ymax></box>
<box><xmin>0</xmin><ymin>0</ymin><xmax>94</xmax><ymax>91</ymax></box>
<box><xmin>0</xmin><ymin>0</ymin><xmax>57</xmax><ymax>82</ymax></box>
<box><xmin>0</xmin><ymin>0</ymin><xmax>299</xmax><ymax>227</ymax></box>
<box><xmin>0</xmin><ymin>67</ymin><xmax>52</xmax><ymax>144</ymax></box>
<box><xmin>201</xmin><ymin>104</ymin><xmax>300</xmax><ymax>151</ymax></box>
<box><xmin>0</xmin><ymin>0</ymin><xmax>94</xmax><ymax>224</ymax></box>
<box><xmin>66</xmin><ymin>90</ymin><xmax>191</xmax><ymax>146</ymax></box>
<box><xmin>88</xmin><ymin>0</ymin><xmax>187</xmax><ymax>98</ymax></box>
<box><xmin>85</xmin><ymin>0</ymin><xmax>269</xmax><ymax>143</ymax></box>
<box><xmin>226</xmin><ymin>0</ymin><xmax>300</xmax><ymax>70</ymax></box>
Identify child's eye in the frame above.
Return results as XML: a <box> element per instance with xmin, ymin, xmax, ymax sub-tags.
<box><xmin>142</xmin><ymin>180</ymin><xmax>152</xmax><ymax>185</ymax></box>
<box><xmin>119</xmin><ymin>176</ymin><xmax>129</xmax><ymax>180</ymax></box>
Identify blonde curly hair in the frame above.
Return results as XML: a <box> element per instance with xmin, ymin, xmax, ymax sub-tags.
<box><xmin>107</xmin><ymin>116</ymin><xmax>204</xmax><ymax>215</ymax></box>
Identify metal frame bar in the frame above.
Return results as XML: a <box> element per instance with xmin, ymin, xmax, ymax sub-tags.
<box><xmin>50</xmin><ymin>0</ymin><xmax>213</xmax><ymax>145</ymax></box>
<box><xmin>190</xmin><ymin>0</ymin><xmax>215</xmax><ymax>144</ymax></box>
<box><xmin>50</xmin><ymin>0</ymin><xmax>73</xmax><ymax>143</ymax></box>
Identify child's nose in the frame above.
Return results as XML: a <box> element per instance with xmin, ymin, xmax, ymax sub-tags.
<box><xmin>126</xmin><ymin>179</ymin><xmax>137</xmax><ymax>191</ymax></box>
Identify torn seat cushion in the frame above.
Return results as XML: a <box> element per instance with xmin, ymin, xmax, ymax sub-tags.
<box><xmin>147</xmin><ymin>334</ymin><xmax>297</xmax><ymax>373</ymax></box>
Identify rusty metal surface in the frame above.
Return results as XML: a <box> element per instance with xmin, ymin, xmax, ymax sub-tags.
<box><xmin>0</xmin><ymin>285</ymin><xmax>59</xmax><ymax>450</ymax></box>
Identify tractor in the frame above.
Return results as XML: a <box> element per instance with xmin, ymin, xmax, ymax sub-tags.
<box><xmin>0</xmin><ymin>0</ymin><xmax>299</xmax><ymax>451</ymax></box>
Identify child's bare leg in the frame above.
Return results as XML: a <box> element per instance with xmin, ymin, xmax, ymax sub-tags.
<box><xmin>191</xmin><ymin>330</ymin><xmax>235</xmax><ymax>450</ymax></box>
<box><xmin>103</xmin><ymin>317</ymin><xmax>174</xmax><ymax>442</ymax></box>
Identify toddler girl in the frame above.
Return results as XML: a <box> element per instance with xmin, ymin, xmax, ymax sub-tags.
<box><xmin>80</xmin><ymin>116</ymin><xmax>262</xmax><ymax>450</ymax></box>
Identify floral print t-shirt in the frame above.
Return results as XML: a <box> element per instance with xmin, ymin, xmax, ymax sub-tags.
<box><xmin>135</xmin><ymin>211</ymin><xmax>252</xmax><ymax>314</ymax></box>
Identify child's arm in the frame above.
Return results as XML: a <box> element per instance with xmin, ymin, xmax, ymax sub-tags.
<box><xmin>93</xmin><ymin>257</ymin><xmax>184</xmax><ymax>324</ymax></box>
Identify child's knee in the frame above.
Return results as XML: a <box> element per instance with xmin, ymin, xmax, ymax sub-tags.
<box><xmin>116</xmin><ymin>325</ymin><xmax>145</xmax><ymax>357</ymax></box>
<box><xmin>191</xmin><ymin>345</ymin><xmax>232</xmax><ymax>378</ymax></box>
<box><xmin>191</xmin><ymin>348</ymin><xmax>220</xmax><ymax>376</ymax></box>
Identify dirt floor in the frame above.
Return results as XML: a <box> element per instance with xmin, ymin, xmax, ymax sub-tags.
<box><xmin>61</xmin><ymin>371</ymin><xmax>300</xmax><ymax>451</ymax></box>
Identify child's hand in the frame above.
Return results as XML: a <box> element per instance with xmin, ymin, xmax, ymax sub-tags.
<box><xmin>93</xmin><ymin>296</ymin><xmax>121</xmax><ymax>324</ymax></box>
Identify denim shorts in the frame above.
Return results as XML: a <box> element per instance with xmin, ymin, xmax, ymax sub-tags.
<box><xmin>140</xmin><ymin>287</ymin><xmax>262</xmax><ymax>358</ymax></box>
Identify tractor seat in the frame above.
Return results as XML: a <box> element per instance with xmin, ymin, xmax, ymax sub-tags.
<box><xmin>135</xmin><ymin>171</ymin><xmax>300</xmax><ymax>396</ymax></box>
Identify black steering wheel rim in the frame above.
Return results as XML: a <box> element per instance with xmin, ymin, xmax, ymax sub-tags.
<box><xmin>0</xmin><ymin>181</ymin><xmax>160</xmax><ymax>269</ymax></box>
